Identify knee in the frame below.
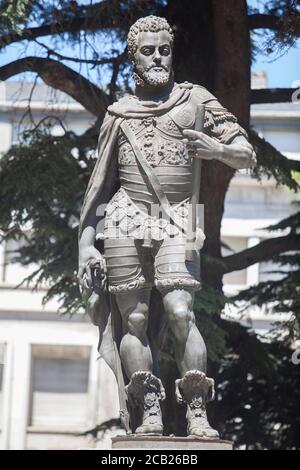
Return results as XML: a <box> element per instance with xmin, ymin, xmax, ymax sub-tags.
<box><xmin>127</xmin><ymin>311</ymin><xmax>148</xmax><ymax>337</ymax></box>
<box><xmin>168</xmin><ymin>304</ymin><xmax>194</xmax><ymax>339</ymax></box>
<box><xmin>169</xmin><ymin>304</ymin><xmax>191</xmax><ymax>325</ymax></box>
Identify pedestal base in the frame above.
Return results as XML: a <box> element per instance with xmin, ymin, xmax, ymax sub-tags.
<box><xmin>111</xmin><ymin>435</ymin><xmax>233</xmax><ymax>450</ymax></box>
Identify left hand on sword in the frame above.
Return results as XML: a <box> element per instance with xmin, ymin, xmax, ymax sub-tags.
<box><xmin>183</xmin><ymin>129</ymin><xmax>223</xmax><ymax>161</ymax></box>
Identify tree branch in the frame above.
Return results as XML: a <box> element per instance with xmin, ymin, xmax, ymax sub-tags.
<box><xmin>34</xmin><ymin>40</ymin><xmax>127</xmax><ymax>67</ymax></box>
<box><xmin>248</xmin><ymin>13</ymin><xmax>283</xmax><ymax>32</ymax></box>
<box><xmin>248</xmin><ymin>13</ymin><xmax>300</xmax><ymax>36</ymax></box>
<box><xmin>286</xmin><ymin>159</ymin><xmax>300</xmax><ymax>173</ymax></box>
<box><xmin>0</xmin><ymin>57</ymin><xmax>109</xmax><ymax>116</ymax></box>
<box><xmin>221</xmin><ymin>235</ymin><xmax>300</xmax><ymax>274</ymax></box>
<box><xmin>0</xmin><ymin>0</ymin><xmax>152</xmax><ymax>49</ymax></box>
<box><xmin>251</xmin><ymin>88</ymin><xmax>299</xmax><ymax>104</ymax></box>
<box><xmin>249</xmin><ymin>131</ymin><xmax>300</xmax><ymax>192</ymax></box>
<box><xmin>0</xmin><ymin>1</ymin><xmax>111</xmax><ymax>48</ymax></box>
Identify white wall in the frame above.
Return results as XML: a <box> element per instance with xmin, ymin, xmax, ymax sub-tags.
<box><xmin>0</xmin><ymin>101</ymin><xmax>120</xmax><ymax>449</ymax></box>
<box><xmin>0</xmin><ymin>114</ymin><xmax>12</xmax><ymax>153</ymax></box>
<box><xmin>0</xmin><ymin>316</ymin><xmax>119</xmax><ymax>450</ymax></box>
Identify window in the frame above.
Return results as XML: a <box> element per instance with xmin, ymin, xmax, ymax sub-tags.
<box><xmin>222</xmin><ymin>237</ymin><xmax>248</xmax><ymax>287</ymax></box>
<box><xmin>29</xmin><ymin>345</ymin><xmax>91</xmax><ymax>429</ymax></box>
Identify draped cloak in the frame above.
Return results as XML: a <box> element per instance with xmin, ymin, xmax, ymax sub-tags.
<box><xmin>78</xmin><ymin>82</ymin><xmax>245</xmax><ymax>430</ymax></box>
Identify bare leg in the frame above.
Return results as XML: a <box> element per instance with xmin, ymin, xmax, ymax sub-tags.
<box><xmin>115</xmin><ymin>289</ymin><xmax>152</xmax><ymax>379</ymax></box>
<box><xmin>163</xmin><ymin>288</ymin><xmax>219</xmax><ymax>438</ymax></box>
<box><xmin>162</xmin><ymin>289</ymin><xmax>207</xmax><ymax>376</ymax></box>
<box><xmin>116</xmin><ymin>289</ymin><xmax>164</xmax><ymax>435</ymax></box>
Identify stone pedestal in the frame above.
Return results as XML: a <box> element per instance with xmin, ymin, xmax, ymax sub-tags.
<box><xmin>112</xmin><ymin>435</ymin><xmax>233</xmax><ymax>450</ymax></box>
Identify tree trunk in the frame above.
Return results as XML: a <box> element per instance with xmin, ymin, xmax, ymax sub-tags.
<box><xmin>167</xmin><ymin>0</ymin><xmax>251</xmax><ymax>289</ymax></box>
<box><xmin>166</xmin><ymin>0</ymin><xmax>216</xmax><ymax>88</ymax></box>
<box><xmin>159</xmin><ymin>0</ymin><xmax>252</xmax><ymax>436</ymax></box>
<box><xmin>204</xmin><ymin>0</ymin><xmax>252</xmax><ymax>431</ymax></box>
<box><xmin>201</xmin><ymin>0</ymin><xmax>251</xmax><ymax>289</ymax></box>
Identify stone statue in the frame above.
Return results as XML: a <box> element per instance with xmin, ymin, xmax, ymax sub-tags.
<box><xmin>78</xmin><ymin>16</ymin><xmax>256</xmax><ymax>439</ymax></box>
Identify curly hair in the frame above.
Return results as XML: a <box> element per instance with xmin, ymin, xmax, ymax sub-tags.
<box><xmin>128</xmin><ymin>16</ymin><xmax>174</xmax><ymax>62</ymax></box>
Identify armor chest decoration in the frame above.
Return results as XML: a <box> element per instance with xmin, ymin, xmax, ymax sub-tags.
<box><xmin>103</xmin><ymin>100</ymin><xmax>198</xmax><ymax>241</ymax></box>
<box><xmin>118</xmin><ymin>113</ymin><xmax>191</xmax><ymax>167</ymax></box>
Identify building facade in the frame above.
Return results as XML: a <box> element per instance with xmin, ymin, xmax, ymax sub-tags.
<box><xmin>0</xmin><ymin>81</ymin><xmax>299</xmax><ymax>449</ymax></box>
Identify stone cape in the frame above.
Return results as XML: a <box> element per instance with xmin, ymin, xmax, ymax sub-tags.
<box><xmin>78</xmin><ymin>82</ymin><xmax>244</xmax><ymax>433</ymax></box>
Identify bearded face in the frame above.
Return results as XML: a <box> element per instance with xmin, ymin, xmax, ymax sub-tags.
<box><xmin>135</xmin><ymin>63</ymin><xmax>171</xmax><ymax>87</ymax></box>
<box><xmin>133</xmin><ymin>30</ymin><xmax>173</xmax><ymax>88</ymax></box>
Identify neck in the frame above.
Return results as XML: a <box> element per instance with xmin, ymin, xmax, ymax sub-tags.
<box><xmin>135</xmin><ymin>79</ymin><xmax>175</xmax><ymax>102</ymax></box>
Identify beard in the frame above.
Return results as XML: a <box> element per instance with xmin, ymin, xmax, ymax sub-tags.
<box><xmin>133</xmin><ymin>64</ymin><xmax>173</xmax><ymax>88</ymax></box>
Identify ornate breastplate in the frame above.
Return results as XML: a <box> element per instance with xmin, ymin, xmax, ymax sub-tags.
<box><xmin>117</xmin><ymin>104</ymin><xmax>195</xmax><ymax>208</ymax></box>
<box><xmin>118</xmin><ymin>113</ymin><xmax>191</xmax><ymax>167</ymax></box>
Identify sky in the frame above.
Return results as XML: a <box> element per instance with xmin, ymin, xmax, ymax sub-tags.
<box><xmin>0</xmin><ymin>2</ymin><xmax>299</xmax><ymax>90</ymax></box>
<box><xmin>252</xmin><ymin>39</ymin><xmax>300</xmax><ymax>88</ymax></box>
<box><xmin>249</xmin><ymin>0</ymin><xmax>300</xmax><ymax>88</ymax></box>
<box><xmin>1</xmin><ymin>36</ymin><xmax>299</xmax><ymax>90</ymax></box>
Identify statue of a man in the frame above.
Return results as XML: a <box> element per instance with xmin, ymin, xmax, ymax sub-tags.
<box><xmin>78</xmin><ymin>16</ymin><xmax>256</xmax><ymax>438</ymax></box>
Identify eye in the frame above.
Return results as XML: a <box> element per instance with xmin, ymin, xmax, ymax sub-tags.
<box><xmin>160</xmin><ymin>45</ymin><xmax>171</xmax><ymax>56</ymax></box>
<box><xmin>140</xmin><ymin>46</ymin><xmax>155</xmax><ymax>56</ymax></box>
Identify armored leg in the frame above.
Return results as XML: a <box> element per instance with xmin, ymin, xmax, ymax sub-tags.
<box><xmin>126</xmin><ymin>371</ymin><xmax>166</xmax><ymax>435</ymax></box>
<box><xmin>176</xmin><ymin>370</ymin><xmax>219</xmax><ymax>439</ymax></box>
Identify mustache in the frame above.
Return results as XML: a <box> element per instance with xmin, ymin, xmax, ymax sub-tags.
<box><xmin>145</xmin><ymin>64</ymin><xmax>169</xmax><ymax>72</ymax></box>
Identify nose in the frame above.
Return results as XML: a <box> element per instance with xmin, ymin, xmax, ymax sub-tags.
<box><xmin>153</xmin><ymin>49</ymin><xmax>162</xmax><ymax>64</ymax></box>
